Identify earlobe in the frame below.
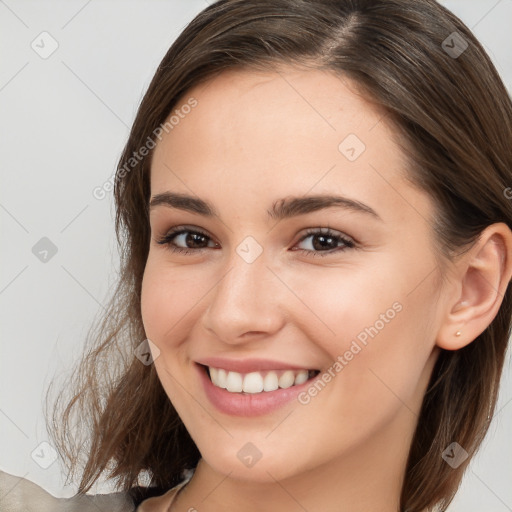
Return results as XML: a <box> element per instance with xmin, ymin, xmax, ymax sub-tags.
<box><xmin>436</xmin><ymin>223</ymin><xmax>512</xmax><ymax>351</ymax></box>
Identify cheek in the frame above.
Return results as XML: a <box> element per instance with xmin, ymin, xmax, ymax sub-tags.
<box><xmin>280</xmin><ymin>259</ymin><xmax>402</xmax><ymax>354</ymax></box>
<box><xmin>289</xmin><ymin>255</ymin><xmax>438</xmax><ymax>408</ymax></box>
<box><xmin>140</xmin><ymin>255</ymin><xmax>201</xmax><ymax>342</ymax></box>
<box><xmin>140</xmin><ymin>257</ymin><xmax>197</xmax><ymax>403</ymax></box>
<box><xmin>140</xmin><ymin>259</ymin><xmax>166</xmax><ymax>341</ymax></box>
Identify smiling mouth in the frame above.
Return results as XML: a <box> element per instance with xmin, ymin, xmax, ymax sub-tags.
<box><xmin>200</xmin><ymin>364</ymin><xmax>321</xmax><ymax>394</ymax></box>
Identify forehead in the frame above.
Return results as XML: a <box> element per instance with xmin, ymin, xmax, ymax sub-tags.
<box><xmin>150</xmin><ymin>66</ymin><xmax>432</xmax><ymax>227</ymax></box>
<box><xmin>175</xmin><ymin>65</ymin><xmax>389</xmax><ymax>147</ymax></box>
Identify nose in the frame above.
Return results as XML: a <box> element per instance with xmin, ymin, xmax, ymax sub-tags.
<box><xmin>200</xmin><ymin>248</ymin><xmax>286</xmax><ymax>344</ymax></box>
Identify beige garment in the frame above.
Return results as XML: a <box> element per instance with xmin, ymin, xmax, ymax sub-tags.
<box><xmin>0</xmin><ymin>470</ymin><xmax>135</xmax><ymax>511</ymax></box>
<box><xmin>136</xmin><ymin>480</ymin><xmax>189</xmax><ymax>511</ymax></box>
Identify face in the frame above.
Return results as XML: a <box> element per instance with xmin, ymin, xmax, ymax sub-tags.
<box><xmin>141</xmin><ymin>66</ymin><xmax>445</xmax><ymax>484</ymax></box>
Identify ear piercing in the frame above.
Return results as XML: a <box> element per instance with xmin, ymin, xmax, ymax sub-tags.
<box><xmin>455</xmin><ymin>331</ymin><xmax>461</xmax><ymax>337</ymax></box>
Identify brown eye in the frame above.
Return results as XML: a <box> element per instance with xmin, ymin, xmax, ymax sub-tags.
<box><xmin>156</xmin><ymin>227</ymin><xmax>218</xmax><ymax>254</ymax></box>
<box><xmin>292</xmin><ymin>228</ymin><xmax>355</xmax><ymax>257</ymax></box>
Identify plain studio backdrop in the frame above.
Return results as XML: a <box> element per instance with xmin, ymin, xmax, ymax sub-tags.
<box><xmin>0</xmin><ymin>0</ymin><xmax>511</xmax><ymax>510</ymax></box>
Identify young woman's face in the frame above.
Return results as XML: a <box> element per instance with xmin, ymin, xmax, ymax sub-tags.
<box><xmin>141</xmin><ymin>67</ymin><xmax>447</xmax><ymax>484</ymax></box>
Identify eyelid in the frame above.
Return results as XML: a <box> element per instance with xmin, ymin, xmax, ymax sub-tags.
<box><xmin>155</xmin><ymin>225</ymin><xmax>218</xmax><ymax>247</ymax></box>
<box><xmin>155</xmin><ymin>224</ymin><xmax>357</xmax><ymax>257</ymax></box>
<box><xmin>156</xmin><ymin>224</ymin><xmax>354</xmax><ymax>241</ymax></box>
<box><xmin>297</xmin><ymin>226</ymin><xmax>355</xmax><ymax>244</ymax></box>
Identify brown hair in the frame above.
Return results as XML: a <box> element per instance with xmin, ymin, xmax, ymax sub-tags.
<box><xmin>45</xmin><ymin>1</ymin><xmax>512</xmax><ymax>510</ymax></box>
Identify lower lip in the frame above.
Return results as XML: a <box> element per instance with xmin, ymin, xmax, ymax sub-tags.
<box><xmin>196</xmin><ymin>363</ymin><xmax>319</xmax><ymax>417</ymax></box>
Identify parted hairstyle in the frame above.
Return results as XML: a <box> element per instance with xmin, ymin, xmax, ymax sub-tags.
<box><xmin>45</xmin><ymin>1</ymin><xmax>512</xmax><ymax>510</ymax></box>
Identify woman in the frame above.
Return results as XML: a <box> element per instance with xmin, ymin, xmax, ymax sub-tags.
<box><xmin>20</xmin><ymin>0</ymin><xmax>512</xmax><ymax>511</ymax></box>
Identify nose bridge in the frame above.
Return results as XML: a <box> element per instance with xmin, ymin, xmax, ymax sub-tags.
<box><xmin>202</xmin><ymin>243</ymin><xmax>284</xmax><ymax>340</ymax></box>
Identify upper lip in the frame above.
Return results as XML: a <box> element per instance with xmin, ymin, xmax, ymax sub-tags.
<box><xmin>195</xmin><ymin>357</ymin><xmax>316</xmax><ymax>374</ymax></box>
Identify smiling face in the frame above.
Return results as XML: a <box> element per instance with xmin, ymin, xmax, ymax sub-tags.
<box><xmin>140</xmin><ymin>66</ymin><xmax>447</xmax><ymax>490</ymax></box>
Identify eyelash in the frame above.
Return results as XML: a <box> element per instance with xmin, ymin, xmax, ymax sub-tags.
<box><xmin>155</xmin><ymin>226</ymin><xmax>356</xmax><ymax>258</ymax></box>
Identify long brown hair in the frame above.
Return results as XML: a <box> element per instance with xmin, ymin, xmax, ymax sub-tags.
<box><xmin>45</xmin><ymin>1</ymin><xmax>512</xmax><ymax>510</ymax></box>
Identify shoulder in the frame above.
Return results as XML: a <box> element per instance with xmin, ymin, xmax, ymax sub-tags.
<box><xmin>0</xmin><ymin>470</ymin><xmax>135</xmax><ymax>512</ymax></box>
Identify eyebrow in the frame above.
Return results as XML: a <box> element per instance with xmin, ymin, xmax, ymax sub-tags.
<box><xmin>149</xmin><ymin>192</ymin><xmax>382</xmax><ymax>221</ymax></box>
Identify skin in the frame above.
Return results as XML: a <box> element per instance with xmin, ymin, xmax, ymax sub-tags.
<box><xmin>140</xmin><ymin>65</ymin><xmax>512</xmax><ymax>512</ymax></box>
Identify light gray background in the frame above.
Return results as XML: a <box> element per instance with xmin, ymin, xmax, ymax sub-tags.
<box><xmin>1</xmin><ymin>0</ymin><xmax>511</xmax><ymax>509</ymax></box>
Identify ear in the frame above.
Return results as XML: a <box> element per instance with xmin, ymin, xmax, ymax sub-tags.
<box><xmin>437</xmin><ymin>222</ymin><xmax>512</xmax><ymax>350</ymax></box>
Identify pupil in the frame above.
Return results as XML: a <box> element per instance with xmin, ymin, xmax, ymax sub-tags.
<box><xmin>313</xmin><ymin>235</ymin><xmax>336</xmax><ymax>251</ymax></box>
<box><xmin>188</xmin><ymin>233</ymin><xmax>206</xmax><ymax>248</ymax></box>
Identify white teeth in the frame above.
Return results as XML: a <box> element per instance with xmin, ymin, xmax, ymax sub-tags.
<box><xmin>263</xmin><ymin>371</ymin><xmax>279</xmax><ymax>392</ymax></box>
<box><xmin>225</xmin><ymin>371</ymin><xmax>243</xmax><ymax>392</ymax></box>
<box><xmin>242</xmin><ymin>372</ymin><xmax>264</xmax><ymax>394</ymax></box>
<box><xmin>208</xmin><ymin>366</ymin><xmax>315</xmax><ymax>394</ymax></box>
<box><xmin>278</xmin><ymin>370</ymin><xmax>295</xmax><ymax>389</ymax></box>
<box><xmin>215</xmin><ymin>368</ymin><xmax>227</xmax><ymax>389</ymax></box>
<box><xmin>294</xmin><ymin>369</ymin><xmax>309</xmax><ymax>385</ymax></box>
